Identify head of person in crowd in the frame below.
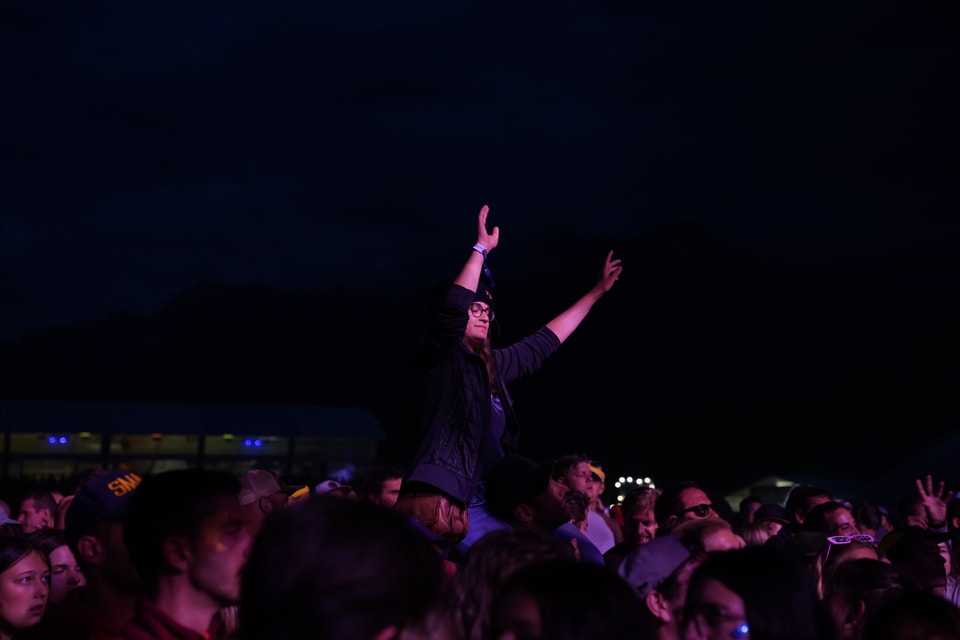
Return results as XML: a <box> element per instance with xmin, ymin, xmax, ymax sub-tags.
<box><xmin>740</xmin><ymin>520</ymin><xmax>774</xmax><ymax>547</ymax></box>
<box><xmin>551</xmin><ymin>453</ymin><xmax>593</xmax><ymax>519</ymax></box>
<box><xmin>26</xmin><ymin>528</ymin><xmax>85</xmax><ymax>604</ymax></box>
<box><xmin>863</xmin><ymin>588</ymin><xmax>960</xmax><ymax>640</ymax></box>
<box><xmin>946</xmin><ymin>494</ymin><xmax>960</xmax><ymax>536</ymax></box>
<box><xmin>621</xmin><ymin>486</ymin><xmax>661</xmax><ymax>546</ymax></box>
<box><xmin>654</xmin><ymin>480</ymin><xmax>719</xmax><ymax>535</ymax></box>
<box><xmin>583</xmin><ymin>462</ymin><xmax>622</xmax><ymax>552</ymax></box>
<box><xmin>237</xmin><ymin>468</ymin><xmax>293</xmax><ymax>535</ymax></box>
<box><xmin>851</xmin><ymin>501</ymin><xmax>889</xmax><ymax>542</ymax></box>
<box><xmin>619</xmin><ymin>532</ymin><xmax>707</xmax><ymax>640</ymax></box>
<box><xmin>314</xmin><ymin>478</ymin><xmax>359</xmax><ymax>499</ymax></box>
<box><xmin>804</xmin><ymin>500</ymin><xmax>861</xmax><ymax>537</ymax></box>
<box><xmin>0</xmin><ymin>535</ymin><xmax>50</xmax><ymax>639</ymax></box>
<box><xmin>753</xmin><ymin>502</ymin><xmax>788</xmax><ymax>533</ymax></box>
<box><xmin>356</xmin><ymin>463</ymin><xmax>405</xmax><ymax>508</ymax></box>
<box><xmin>821</xmin><ymin>558</ymin><xmax>907</xmax><ymax>640</ymax></box>
<box><xmin>240</xmin><ymin>493</ymin><xmax>445</xmax><ymax>640</ymax></box>
<box><xmin>442</xmin><ymin>526</ymin><xmax>575</xmax><ymax>640</ymax></box>
<box><xmin>486</xmin><ymin>455</ymin><xmax>569</xmax><ymax>534</ymax></box>
<box><xmin>587</xmin><ymin>463</ymin><xmax>609</xmax><ymax>508</ymax></box>
<box><xmin>878</xmin><ymin>525</ymin><xmax>949</xmax><ymax>595</ymax></box>
<box><xmin>814</xmin><ymin>533</ymin><xmax>880</xmax><ymax>599</ymax></box>
<box><xmin>124</xmin><ymin>468</ymin><xmax>252</xmax><ymax>637</ymax></box>
<box><xmin>936</xmin><ymin>531</ymin><xmax>960</xmax><ymax>603</ymax></box>
<box><xmin>603</xmin><ymin>485</ymin><xmax>661</xmax><ymax>571</ymax></box>
<box><xmin>488</xmin><ymin>558</ymin><xmax>645</xmax><ymax>640</ymax></box>
<box><xmin>52</xmin><ymin>469</ymin><xmax>145</xmax><ymax>638</ymax></box>
<box><xmin>732</xmin><ymin>495</ymin><xmax>763</xmax><ymax>532</ymax></box>
<box><xmin>683</xmin><ymin>544</ymin><xmax>833</xmax><ymax>640</ymax></box>
<box><xmin>784</xmin><ymin>483</ymin><xmax>834</xmax><ymax>532</ymax></box>
<box><xmin>485</xmin><ymin>454</ymin><xmax>602</xmax><ymax>563</ymax></box>
<box><xmin>673</xmin><ymin>516</ymin><xmax>746</xmax><ymax>552</ymax></box>
<box><xmin>17</xmin><ymin>490</ymin><xmax>57</xmax><ymax>534</ymax></box>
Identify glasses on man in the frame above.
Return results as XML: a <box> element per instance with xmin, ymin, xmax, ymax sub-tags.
<box><xmin>469</xmin><ymin>302</ymin><xmax>495</xmax><ymax>321</ymax></box>
<box><xmin>680</xmin><ymin>503</ymin><xmax>714</xmax><ymax>518</ymax></box>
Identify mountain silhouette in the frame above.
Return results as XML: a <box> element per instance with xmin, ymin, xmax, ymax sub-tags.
<box><xmin>2</xmin><ymin>222</ymin><xmax>957</xmax><ymax>494</ymax></box>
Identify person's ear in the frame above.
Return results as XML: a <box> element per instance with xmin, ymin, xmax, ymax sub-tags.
<box><xmin>514</xmin><ymin>503</ymin><xmax>535</xmax><ymax>523</ymax></box>
<box><xmin>161</xmin><ymin>536</ymin><xmax>191</xmax><ymax>572</ymax></box>
<box><xmin>76</xmin><ymin>535</ymin><xmax>105</xmax><ymax>566</ymax></box>
<box><xmin>258</xmin><ymin>495</ymin><xmax>273</xmax><ymax>514</ymax></box>
<box><xmin>845</xmin><ymin>598</ymin><xmax>867</xmax><ymax>631</ymax></box>
<box><xmin>646</xmin><ymin>588</ymin><xmax>672</xmax><ymax>622</ymax></box>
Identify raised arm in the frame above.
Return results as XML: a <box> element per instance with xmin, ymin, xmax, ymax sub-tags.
<box><xmin>454</xmin><ymin>204</ymin><xmax>500</xmax><ymax>292</ymax></box>
<box><xmin>545</xmin><ymin>250</ymin><xmax>622</xmax><ymax>344</ymax></box>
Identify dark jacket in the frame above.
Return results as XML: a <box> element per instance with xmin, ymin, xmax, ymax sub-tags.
<box><xmin>404</xmin><ymin>283</ymin><xmax>561</xmax><ymax>505</ymax></box>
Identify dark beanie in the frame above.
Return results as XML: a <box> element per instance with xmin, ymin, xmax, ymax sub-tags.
<box><xmin>473</xmin><ymin>266</ymin><xmax>495</xmax><ymax>310</ymax></box>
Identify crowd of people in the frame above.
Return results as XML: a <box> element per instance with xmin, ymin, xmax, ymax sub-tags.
<box><xmin>2</xmin><ymin>205</ymin><xmax>958</xmax><ymax>639</ymax></box>
<box><xmin>3</xmin><ymin>465</ymin><xmax>960</xmax><ymax>640</ymax></box>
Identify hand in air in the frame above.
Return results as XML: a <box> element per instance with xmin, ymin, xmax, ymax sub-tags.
<box><xmin>476</xmin><ymin>204</ymin><xmax>499</xmax><ymax>253</ymax></box>
<box><xmin>594</xmin><ymin>250</ymin><xmax>623</xmax><ymax>294</ymax></box>
<box><xmin>915</xmin><ymin>474</ymin><xmax>950</xmax><ymax>526</ymax></box>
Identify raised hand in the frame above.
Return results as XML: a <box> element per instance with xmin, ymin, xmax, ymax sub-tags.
<box><xmin>593</xmin><ymin>250</ymin><xmax>623</xmax><ymax>295</ymax></box>
<box><xmin>915</xmin><ymin>474</ymin><xmax>949</xmax><ymax>527</ymax></box>
<box><xmin>476</xmin><ymin>204</ymin><xmax>499</xmax><ymax>253</ymax></box>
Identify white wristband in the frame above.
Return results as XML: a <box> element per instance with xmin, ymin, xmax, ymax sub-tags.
<box><xmin>472</xmin><ymin>243</ymin><xmax>488</xmax><ymax>258</ymax></box>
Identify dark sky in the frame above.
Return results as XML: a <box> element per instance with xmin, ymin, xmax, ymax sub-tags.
<box><xmin>3</xmin><ymin>0</ymin><xmax>957</xmax><ymax>343</ymax></box>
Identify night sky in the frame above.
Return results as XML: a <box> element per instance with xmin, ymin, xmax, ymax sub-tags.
<box><xmin>3</xmin><ymin>1</ymin><xmax>958</xmax><ymax>490</ymax></box>
<box><xmin>5</xmin><ymin>0</ymin><xmax>956</xmax><ymax>340</ymax></box>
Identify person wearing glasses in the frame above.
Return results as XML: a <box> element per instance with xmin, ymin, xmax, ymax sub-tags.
<box><xmin>682</xmin><ymin>544</ymin><xmax>834</xmax><ymax>640</ymax></box>
<box><xmin>394</xmin><ymin>203</ymin><xmax>623</xmax><ymax>562</ymax></box>
<box><xmin>654</xmin><ymin>480</ymin><xmax>720</xmax><ymax>536</ymax></box>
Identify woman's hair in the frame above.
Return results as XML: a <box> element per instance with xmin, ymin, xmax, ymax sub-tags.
<box><xmin>445</xmin><ymin>527</ymin><xmax>575</xmax><ymax>640</ymax></box>
<box><xmin>741</xmin><ymin>520</ymin><xmax>773</xmax><ymax>546</ymax></box>
<box><xmin>463</xmin><ymin>333</ymin><xmax>500</xmax><ymax>396</ymax></box>
<box><xmin>684</xmin><ymin>544</ymin><xmax>833</xmax><ymax>640</ymax></box>
<box><xmin>27</xmin><ymin>527</ymin><xmax>69</xmax><ymax>556</ymax></box>
<box><xmin>0</xmin><ymin>535</ymin><xmax>49</xmax><ymax>578</ymax></box>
